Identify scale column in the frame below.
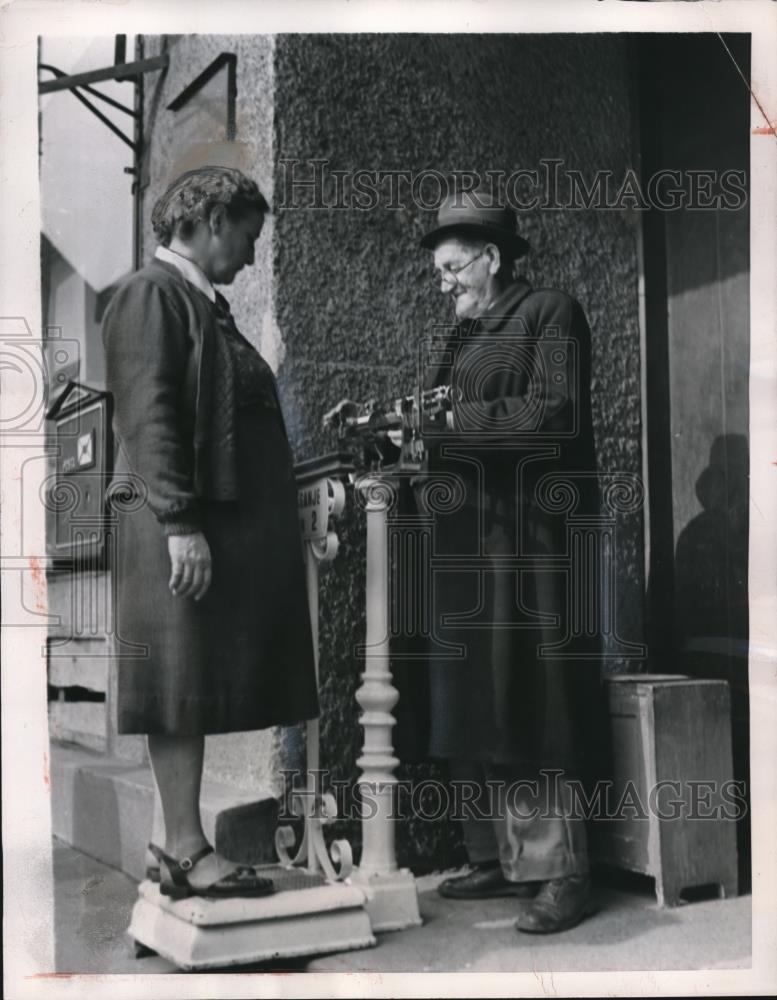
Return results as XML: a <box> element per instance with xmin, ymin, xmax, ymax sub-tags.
<box><xmin>352</xmin><ymin>473</ymin><xmax>421</xmax><ymax>931</ymax></box>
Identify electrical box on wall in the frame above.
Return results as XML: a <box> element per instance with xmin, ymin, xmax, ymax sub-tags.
<box><xmin>45</xmin><ymin>381</ymin><xmax>114</xmax><ymax>565</ymax></box>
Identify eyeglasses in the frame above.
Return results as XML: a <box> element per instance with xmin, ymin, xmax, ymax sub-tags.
<box><xmin>429</xmin><ymin>251</ymin><xmax>485</xmax><ymax>291</ymax></box>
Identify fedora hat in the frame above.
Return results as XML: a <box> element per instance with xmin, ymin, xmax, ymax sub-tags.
<box><xmin>420</xmin><ymin>186</ymin><xmax>530</xmax><ymax>259</ymax></box>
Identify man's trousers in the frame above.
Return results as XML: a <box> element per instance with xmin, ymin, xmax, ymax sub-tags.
<box><xmin>451</xmin><ymin>760</ymin><xmax>589</xmax><ymax>881</ymax></box>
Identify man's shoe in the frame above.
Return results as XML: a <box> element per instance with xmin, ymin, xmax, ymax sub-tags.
<box><xmin>514</xmin><ymin>872</ymin><xmax>595</xmax><ymax>934</ymax></box>
<box><xmin>439</xmin><ymin>862</ymin><xmax>539</xmax><ymax>900</ymax></box>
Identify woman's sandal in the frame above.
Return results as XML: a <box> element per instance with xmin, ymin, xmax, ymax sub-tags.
<box><xmin>148</xmin><ymin>843</ymin><xmax>274</xmax><ymax>900</ymax></box>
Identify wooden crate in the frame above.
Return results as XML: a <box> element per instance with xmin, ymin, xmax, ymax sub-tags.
<box><xmin>593</xmin><ymin>674</ymin><xmax>739</xmax><ymax>906</ymax></box>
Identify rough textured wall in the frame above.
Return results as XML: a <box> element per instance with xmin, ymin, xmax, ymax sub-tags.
<box><xmin>273</xmin><ymin>33</ymin><xmax>645</xmax><ymax>871</ymax></box>
<box><xmin>137</xmin><ymin>34</ymin><xmax>299</xmax><ymax>796</ymax></box>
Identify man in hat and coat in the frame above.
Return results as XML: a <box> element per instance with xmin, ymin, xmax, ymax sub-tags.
<box><xmin>412</xmin><ymin>186</ymin><xmax>605</xmax><ymax>934</ymax></box>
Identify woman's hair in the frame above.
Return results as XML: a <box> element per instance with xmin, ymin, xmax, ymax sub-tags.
<box><xmin>151</xmin><ymin>166</ymin><xmax>269</xmax><ymax>246</ymax></box>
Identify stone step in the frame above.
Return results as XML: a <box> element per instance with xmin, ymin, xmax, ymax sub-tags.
<box><xmin>50</xmin><ymin>741</ymin><xmax>282</xmax><ymax>882</ymax></box>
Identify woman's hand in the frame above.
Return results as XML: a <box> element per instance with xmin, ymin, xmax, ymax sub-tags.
<box><xmin>167</xmin><ymin>532</ymin><xmax>212</xmax><ymax>601</ymax></box>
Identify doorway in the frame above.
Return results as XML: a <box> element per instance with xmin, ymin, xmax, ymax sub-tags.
<box><xmin>637</xmin><ymin>32</ymin><xmax>751</xmax><ymax>888</ymax></box>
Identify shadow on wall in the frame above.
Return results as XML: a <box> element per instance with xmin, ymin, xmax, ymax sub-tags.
<box><xmin>675</xmin><ymin>434</ymin><xmax>748</xmax><ymax>645</ymax></box>
<box><xmin>673</xmin><ymin>433</ymin><xmax>750</xmax><ymax>890</ymax></box>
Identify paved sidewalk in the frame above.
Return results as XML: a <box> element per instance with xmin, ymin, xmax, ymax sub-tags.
<box><xmin>52</xmin><ymin>839</ymin><xmax>751</xmax><ymax>975</ymax></box>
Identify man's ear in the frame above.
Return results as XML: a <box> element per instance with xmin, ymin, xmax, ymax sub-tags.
<box><xmin>208</xmin><ymin>203</ymin><xmax>227</xmax><ymax>234</ymax></box>
<box><xmin>485</xmin><ymin>242</ymin><xmax>501</xmax><ymax>276</ymax></box>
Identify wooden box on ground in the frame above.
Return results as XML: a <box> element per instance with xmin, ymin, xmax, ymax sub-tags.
<box><xmin>593</xmin><ymin>674</ymin><xmax>739</xmax><ymax>906</ymax></box>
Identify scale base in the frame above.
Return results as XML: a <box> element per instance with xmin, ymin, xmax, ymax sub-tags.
<box><xmin>128</xmin><ymin>865</ymin><xmax>375</xmax><ymax>970</ymax></box>
<box><xmin>351</xmin><ymin>867</ymin><xmax>422</xmax><ymax>932</ymax></box>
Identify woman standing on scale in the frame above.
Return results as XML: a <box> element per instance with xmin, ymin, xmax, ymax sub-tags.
<box><xmin>103</xmin><ymin>166</ymin><xmax>318</xmax><ymax>899</ymax></box>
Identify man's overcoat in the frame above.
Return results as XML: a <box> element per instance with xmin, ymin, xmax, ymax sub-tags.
<box><xmin>395</xmin><ymin>278</ymin><xmax>606</xmax><ymax>778</ymax></box>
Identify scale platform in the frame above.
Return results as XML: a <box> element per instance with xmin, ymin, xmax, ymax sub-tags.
<box><xmin>128</xmin><ymin>864</ymin><xmax>375</xmax><ymax>970</ymax></box>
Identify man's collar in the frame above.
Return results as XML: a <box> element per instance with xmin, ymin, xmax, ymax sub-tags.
<box><xmin>475</xmin><ymin>276</ymin><xmax>533</xmax><ymax>331</ymax></box>
<box><xmin>155</xmin><ymin>245</ymin><xmax>216</xmax><ymax>303</ymax></box>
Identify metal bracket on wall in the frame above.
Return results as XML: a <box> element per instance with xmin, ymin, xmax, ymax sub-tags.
<box><xmin>38</xmin><ymin>63</ymin><xmax>141</xmax><ymax>151</ymax></box>
<box><xmin>38</xmin><ymin>38</ymin><xmax>170</xmax><ymax>270</ymax></box>
<box><xmin>38</xmin><ymin>56</ymin><xmax>169</xmax><ymax>146</ymax></box>
<box><xmin>38</xmin><ymin>52</ymin><xmax>170</xmax><ymax>151</ymax></box>
<box><xmin>167</xmin><ymin>52</ymin><xmax>238</xmax><ymax>142</ymax></box>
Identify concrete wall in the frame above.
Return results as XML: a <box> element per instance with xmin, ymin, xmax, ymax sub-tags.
<box><xmin>272</xmin><ymin>33</ymin><xmax>645</xmax><ymax>869</ymax></box>
<box><xmin>142</xmin><ymin>34</ymin><xmax>276</xmax><ymax>356</ymax></box>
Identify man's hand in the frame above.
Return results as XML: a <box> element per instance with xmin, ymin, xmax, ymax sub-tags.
<box><xmin>167</xmin><ymin>532</ymin><xmax>212</xmax><ymax>601</ymax></box>
<box><xmin>322</xmin><ymin>398</ymin><xmax>360</xmax><ymax>431</ymax></box>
